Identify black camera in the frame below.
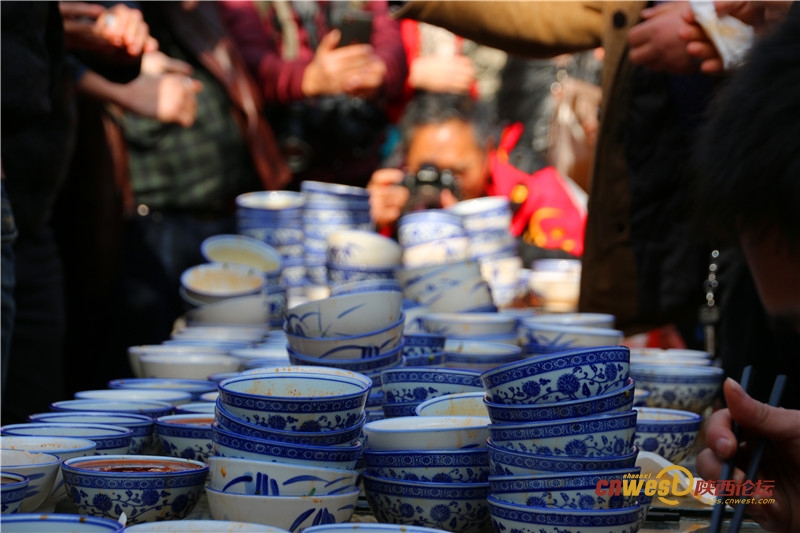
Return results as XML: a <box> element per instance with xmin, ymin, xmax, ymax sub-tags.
<box><xmin>402</xmin><ymin>164</ymin><xmax>461</xmax><ymax>213</ymax></box>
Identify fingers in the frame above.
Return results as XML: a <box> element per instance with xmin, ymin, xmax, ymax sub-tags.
<box><xmin>59</xmin><ymin>1</ymin><xmax>105</xmax><ymax>20</ymax></box>
<box><xmin>317</xmin><ymin>30</ymin><xmax>341</xmax><ymax>53</ymax></box>
<box><xmin>368</xmin><ymin>168</ymin><xmax>404</xmax><ymax>187</ymax></box>
<box><xmin>640</xmin><ymin>2</ymin><xmax>674</xmax><ymax>20</ymax></box>
<box><xmin>704</xmin><ymin>405</ymin><xmax>738</xmax><ymax>460</ymax></box>
<box><xmin>724</xmin><ymin>378</ymin><xmax>800</xmax><ymax>440</ymax></box>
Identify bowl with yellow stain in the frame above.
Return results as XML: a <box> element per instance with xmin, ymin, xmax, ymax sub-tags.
<box><xmin>181</xmin><ymin>262</ymin><xmax>266</xmax><ymax>304</ymax></box>
<box><xmin>201</xmin><ymin>234</ymin><xmax>282</xmax><ymax>285</ymax></box>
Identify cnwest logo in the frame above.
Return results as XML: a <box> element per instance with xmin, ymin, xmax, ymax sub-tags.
<box><xmin>595</xmin><ymin>465</ymin><xmax>693</xmax><ymax>506</ymax></box>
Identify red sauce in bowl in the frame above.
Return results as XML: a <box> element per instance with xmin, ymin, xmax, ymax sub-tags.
<box><xmin>75</xmin><ymin>458</ymin><xmax>203</xmax><ymax>473</ymax></box>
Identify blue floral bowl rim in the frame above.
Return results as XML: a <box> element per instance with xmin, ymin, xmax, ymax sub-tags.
<box><xmin>62</xmin><ymin>454</ymin><xmax>209</xmax><ymax>477</ymax></box>
<box><xmin>481</xmin><ymin>345</ymin><xmax>629</xmax><ymax>380</ymax></box>
<box><xmin>486</xmin><ymin>409</ymin><xmax>637</xmax><ymax>432</ymax></box>
<box><xmin>28</xmin><ymin>411</ymin><xmax>155</xmax><ymax>428</ymax></box>
<box><xmin>218</xmin><ymin>372</ymin><xmax>372</xmax><ymax>402</ymax></box>
<box><xmin>483</xmin><ymin>377</ymin><xmax>636</xmax><ymax>410</ymax></box>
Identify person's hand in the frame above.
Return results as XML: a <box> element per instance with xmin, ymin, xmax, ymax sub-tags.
<box><xmin>408</xmin><ymin>55</ymin><xmax>475</xmax><ymax>94</ymax></box>
<box><xmin>367</xmin><ymin>168</ymin><xmax>409</xmax><ymax>228</ymax></box>
<box><xmin>121</xmin><ymin>74</ymin><xmax>203</xmax><ymax>127</ymax></box>
<box><xmin>61</xmin><ymin>2</ymin><xmax>157</xmax><ymax>60</ymax></box>
<box><xmin>301</xmin><ymin>30</ymin><xmax>384</xmax><ymax>97</ymax></box>
<box><xmin>141</xmin><ymin>50</ymin><xmax>194</xmax><ymax>76</ymax></box>
<box><xmin>628</xmin><ymin>2</ymin><xmax>700</xmax><ymax>75</ymax></box>
<box><xmin>696</xmin><ymin>378</ymin><xmax>800</xmax><ymax>532</ymax></box>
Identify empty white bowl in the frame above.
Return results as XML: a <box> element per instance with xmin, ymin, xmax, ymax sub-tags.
<box><xmin>421</xmin><ymin>312</ymin><xmax>516</xmax><ymax>337</ymax></box>
<box><xmin>125</xmin><ymin>521</ymin><xmax>287</xmax><ymax>533</ymax></box>
<box><xmin>0</xmin><ymin>449</ymin><xmax>60</xmax><ymax>512</ymax></box>
<box><xmin>201</xmin><ymin>234</ymin><xmax>282</xmax><ymax>277</ymax></box>
<box><xmin>74</xmin><ymin>388</ymin><xmax>192</xmax><ymax>406</ymax></box>
<box><xmin>363</xmin><ymin>416</ymin><xmax>490</xmax><ymax>451</ymax></box>
<box><xmin>139</xmin><ymin>353</ymin><xmax>242</xmax><ymax>380</ymax></box>
<box><xmin>181</xmin><ymin>262</ymin><xmax>266</xmax><ymax>301</ymax></box>
<box><xmin>127</xmin><ymin>344</ymin><xmax>227</xmax><ymax>379</ymax></box>
<box><xmin>415</xmin><ymin>392</ymin><xmax>489</xmax><ymax>417</ymax></box>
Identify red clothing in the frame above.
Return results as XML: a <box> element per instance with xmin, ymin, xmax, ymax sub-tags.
<box><xmin>219</xmin><ymin>1</ymin><xmax>406</xmax><ymax>105</ymax></box>
<box><xmin>486</xmin><ymin>123</ymin><xmax>586</xmax><ymax>256</ymax></box>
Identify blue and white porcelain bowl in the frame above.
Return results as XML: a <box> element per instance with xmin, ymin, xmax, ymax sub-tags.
<box><xmin>630</xmin><ymin>364</ymin><xmax>725</xmax><ymax>413</ymax></box>
<box><xmin>175</xmin><ymin>402</ymin><xmax>217</xmax><ymax>415</ymax></box>
<box><xmin>28</xmin><ymin>411</ymin><xmax>154</xmax><ymax>455</ymax></box>
<box><xmin>481</xmin><ymin>346</ymin><xmax>630</xmax><ymax>405</ymax></box>
<box><xmin>302</xmin><ymin>180</ymin><xmax>369</xmax><ymax>201</ymax></box>
<box><xmin>450</xmin><ymin>196</ymin><xmax>511</xmax><ymax>234</ymax></box>
<box><xmin>154</xmin><ymin>414</ymin><xmax>214</xmax><ymax>463</ymax></box>
<box><xmin>49</xmin><ymin>398</ymin><xmax>174</xmax><ymax>419</ymax></box>
<box><xmin>523</xmin><ymin>313</ymin><xmax>616</xmax><ymax>329</ymax></box>
<box><xmin>327</xmin><ymin>264</ymin><xmax>396</xmax><ymax>286</ymax></box>
<box><xmin>304</xmin><ymin>524</ymin><xmax>450</xmax><ymax>533</ymax></box>
<box><xmin>326</xmin><ymin>230</ymin><xmax>402</xmax><ymax>269</ymax></box>
<box><xmin>74</xmin><ymin>388</ymin><xmax>192</xmax><ymax>407</ymax></box>
<box><xmin>424</xmin><ymin>278</ymin><xmax>495</xmax><ymax>314</ymax></box>
<box><xmin>380</xmin><ymin>402</ymin><xmax>420</xmax><ymax>419</ymax></box>
<box><xmin>180</xmin><ymin>262</ymin><xmax>266</xmax><ymax>302</ymax></box>
<box><xmin>443</xmin><ymin>340</ymin><xmax>524</xmax><ymax>371</ymax></box>
<box><xmin>0</xmin><ymin>513</ymin><xmax>125</xmax><ymax>531</ymax></box>
<box><xmin>396</xmin><ymin>261</ymin><xmax>482</xmax><ymax>305</ymax></box>
<box><xmin>287</xmin><ymin>344</ymin><xmax>404</xmax><ymax>374</ymax></box>
<box><xmin>201</xmin><ymin>234</ymin><xmax>283</xmax><ymax>279</ymax></box>
<box><xmin>211</xmin><ymin>425</ymin><xmax>363</xmax><ymax>471</ymax></box>
<box><xmin>285</xmin><ymin>291</ymin><xmax>403</xmax><ymax>339</ymax></box>
<box><xmin>488</xmin><ymin>468</ymin><xmax>641</xmax><ymax>510</ymax></box>
<box><xmin>1</xmin><ymin>423</ymin><xmax>132</xmax><ymax>455</ymax></box>
<box><xmin>518</xmin><ymin>321</ymin><xmax>624</xmax><ymax>354</ymax></box>
<box><xmin>0</xmin><ymin>449</ymin><xmax>60</xmax><ymax>513</ymax></box>
<box><xmin>398</xmin><ymin>210</ymin><xmax>465</xmax><ymax>248</ymax></box>
<box><xmin>127</xmin><ymin>345</ymin><xmax>226</xmax><ymax>379</ymax></box>
<box><xmin>107</xmin><ymin>378</ymin><xmax>217</xmax><ymax>401</ymax></box>
<box><xmin>363</xmin><ymin>448</ymin><xmax>489</xmax><ymax>483</ymax></box>
<box><xmin>488</xmin><ymin>411</ymin><xmax>638</xmax><ymax>458</ymax></box>
<box><xmin>172</xmin><ymin>325</ymin><xmax>268</xmax><ymax>344</ymax></box>
<box><xmin>633</xmin><ymin>407</ymin><xmax>702</xmax><ymax>463</ymax></box>
<box><xmin>487</xmin><ymin>496</ymin><xmax>643</xmax><ymax>533</ymax></box>
<box><xmin>0</xmin><ymin>474</ymin><xmax>29</xmax><ymax>515</ymax></box>
<box><xmin>285</xmin><ymin>316</ymin><xmax>404</xmax><ymax>360</ymax></box>
<box><xmin>380</xmin><ymin>367</ymin><xmax>484</xmax><ymax>406</ymax></box>
<box><xmin>215</xmin><ymin>402</ymin><xmax>365</xmax><ymax>447</ymax></box>
<box><xmin>402</xmin><ymin>237</ymin><xmax>471</xmax><ymax>269</ymax></box>
<box><xmin>402</xmin><ymin>332</ymin><xmax>446</xmax><ymax>356</ymax></box>
<box><xmin>330</xmin><ymin>279</ymin><xmax>402</xmax><ymax>296</ymax></box>
<box><xmin>415</xmin><ymin>392</ymin><xmax>489</xmax><ymax>417</ymax></box>
<box><xmin>205</xmin><ymin>486</ymin><xmax>359</xmax><ymax>532</ymax></box>
<box><xmin>61</xmin><ymin>455</ymin><xmax>208</xmax><ymax>525</ymax></box>
<box><xmin>484</xmin><ymin>378</ymin><xmax>636</xmax><ymax>424</ymax></box>
<box><xmin>487</xmin><ymin>441</ymin><xmax>639</xmax><ymax>477</ymax></box>
<box><xmin>633</xmin><ymin>389</ymin><xmax>651</xmax><ymax>407</ymax></box>
<box><xmin>217</xmin><ymin>371</ymin><xmax>370</xmax><ymax>432</ymax></box>
<box><xmin>138</xmin><ymin>353</ymin><xmax>242</xmax><ymax>381</ymax></box>
<box><xmin>124</xmin><ymin>520</ymin><xmax>288</xmax><ymax>532</ymax></box>
<box><xmin>362</xmin><ymin>473</ymin><xmax>490</xmax><ymax>533</ymax></box>
<box><xmin>420</xmin><ymin>313</ymin><xmax>516</xmax><ymax>338</ymax></box>
<box><xmin>363</xmin><ymin>416</ymin><xmax>490</xmax><ymax>451</ymax></box>
<box><xmin>206</xmin><ymin>455</ymin><xmax>359</xmax><ymax>496</ymax></box>
<box><xmin>403</xmin><ymin>351</ymin><xmax>445</xmax><ymax>367</ymax></box>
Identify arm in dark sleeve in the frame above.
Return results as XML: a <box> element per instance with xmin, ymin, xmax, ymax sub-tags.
<box><xmin>366</xmin><ymin>1</ymin><xmax>408</xmax><ymax>103</ymax></box>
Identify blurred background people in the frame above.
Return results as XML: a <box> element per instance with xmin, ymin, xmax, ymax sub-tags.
<box><xmin>219</xmin><ymin>0</ymin><xmax>407</xmax><ymax>188</ymax></box>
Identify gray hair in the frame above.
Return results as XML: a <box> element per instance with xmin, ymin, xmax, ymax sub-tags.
<box><xmin>399</xmin><ymin>92</ymin><xmax>491</xmax><ymax>151</ymax></box>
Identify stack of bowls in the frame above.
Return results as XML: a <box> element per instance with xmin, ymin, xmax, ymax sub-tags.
<box><xmin>479</xmin><ymin>345</ymin><xmax>646</xmax><ymax>532</ymax></box>
<box><xmin>398</xmin><ymin>211</ymin><xmax>469</xmax><ymax>268</ymax></box>
<box><xmin>212</xmin><ymin>367</ymin><xmax>369</xmax><ymax>471</ymax></box>
<box><xmin>633</xmin><ymin>407</ymin><xmax>702</xmax><ymax>463</ymax></box>
<box><xmin>479</xmin><ymin>256</ymin><xmax>524</xmax><ymax>309</ymax></box>
<box><xmin>325</xmin><ymin>230</ymin><xmax>402</xmax><ymax>287</ymax></box>
<box><xmin>395</xmin><ymin>261</ymin><xmax>482</xmax><ymax>308</ymax></box>
<box><xmin>284</xmin><ymin>291</ymin><xmax>405</xmax><ymax>383</ymax></box>
<box><xmin>449</xmin><ymin>197</ymin><xmax>517</xmax><ymax>264</ymax></box>
<box><xmin>518</xmin><ymin>313</ymin><xmax>622</xmax><ymax>355</ymax></box>
<box><xmin>201</xmin><ymin>234</ymin><xmax>283</xmax><ymax>287</ymax></box>
<box><xmin>380</xmin><ymin>367</ymin><xmax>484</xmax><ymax>418</ymax></box>
<box><xmin>527</xmin><ymin>259</ymin><xmax>582</xmax><ymax>312</ymax></box>
<box><xmin>630</xmin><ymin>363</ymin><xmax>724</xmax><ymax>414</ymax></box>
<box><xmin>301</xmin><ymin>181</ymin><xmax>372</xmax><ymax>286</ymax></box>
<box><xmin>421</xmin><ymin>312</ymin><xmax>519</xmax><ymax>347</ymax></box>
<box><xmin>361</xmin><ymin>415</ymin><xmax>492</xmax><ymax>533</ymax></box>
<box><xmin>236</xmin><ymin>191</ymin><xmax>306</xmax><ymax>287</ymax></box>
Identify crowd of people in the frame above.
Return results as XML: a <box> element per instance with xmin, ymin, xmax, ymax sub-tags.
<box><xmin>1</xmin><ymin>2</ymin><xmax>799</xmax><ymax>531</ymax></box>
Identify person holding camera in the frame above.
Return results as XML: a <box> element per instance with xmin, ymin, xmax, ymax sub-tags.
<box><xmin>368</xmin><ymin>91</ymin><xmax>585</xmax><ymax>262</ymax></box>
<box><xmin>220</xmin><ymin>0</ymin><xmax>407</xmax><ymax>188</ymax></box>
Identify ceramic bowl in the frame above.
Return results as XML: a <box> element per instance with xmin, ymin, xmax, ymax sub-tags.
<box><xmin>396</xmin><ymin>262</ymin><xmax>482</xmax><ymax>304</ymax></box>
<box><xmin>380</xmin><ymin>367</ymin><xmax>484</xmax><ymax>406</ymax></box>
<box><xmin>487</xmin><ymin>441</ymin><xmax>639</xmax><ymax>477</ymax></box>
<box><xmin>217</xmin><ymin>370</ymin><xmax>370</xmax><ymax>432</ymax></box>
<box><xmin>49</xmin><ymin>399</ymin><xmax>173</xmax><ymax>419</ymax></box>
<box><xmin>630</xmin><ymin>364</ymin><xmax>725</xmax><ymax>413</ymax></box>
<box><xmin>479</xmin><ymin>255</ymin><xmax>522</xmax><ymax>287</ymax></box>
<box><xmin>201</xmin><ymin>234</ymin><xmax>282</xmax><ymax>277</ymax></box>
<box><xmin>481</xmin><ymin>346</ymin><xmax>630</xmax><ymax>405</ymax></box>
<box><xmin>205</xmin><ymin>486</ymin><xmax>359</xmax><ymax>532</ymax></box>
<box><xmin>630</xmin><ymin>348</ymin><xmax>711</xmax><ymax>359</ymax></box>
<box><xmin>488</xmin><ymin>467</ymin><xmax>641</xmax><ymax>510</ymax></box>
<box><xmin>154</xmin><ymin>414</ymin><xmax>214</xmax><ymax>463</ymax></box>
<box><xmin>630</xmin><ymin>354</ymin><xmax>712</xmax><ymax>367</ymax></box>
<box><xmin>633</xmin><ymin>389</ymin><xmax>651</xmax><ymax>407</ymax></box>
<box><xmin>487</xmin><ymin>411</ymin><xmax>638</xmax><ymax>457</ymax></box>
<box><xmin>172</xmin><ymin>326</ymin><xmax>268</xmax><ymax>344</ymax></box>
<box><xmin>523</xmin><ymin>313</ymin><xmax>615</xmax><ymax>329</ymax></box>
<box><xmin>330</xmin><ymin>279</ymin><xmax>402</xmax><ymax>296</ymax></box>
<box><xmin>402</xmin><ymin>237</ymin><xmax>471</xmax><ymax>268</ymax></box>
<box><xmin>125</xmin><ymin>520</ymin><xmax>288</xmax><ymax>533</ymax></box>
<box><xmin>0</xmin><ymin>513</ymin><xmax>124</xmax><ymax>531</ymax></box>
<box><xmin>1</xmin><ymin>423</ymin><xmax>132</xmax><ymax>455</ymax></box>
<box><xmin>175</xmin><ymin>402</ymin><xmax>216</xmax><ymax>415</ymax></box>
<box><xmin>424</xmin><ymin>278</ymin><xmax>495</xmax><ymax>313</ymax></box>
<box><xmin>450</xmin><ymin>196</ymin><xmax>511</xmax><ymax>233</ymax></box>
<box><xmin>467</xmin><ymin>230</ymin><xmax>516</xmax><ymax>261</ymax></box>
<box><xmin>180</xmin><ymin>262</ymin><xmax>266</xmax><ymax>301</ymax></box>
<box><xmin>139</xmin><ymin>353</ymin><xmax>242</xmax><ymax>381</ymax></box>
<box><xmin>201</xmin><ymin>391</ymin><xmax>219</xmax><ymax>402</ymax></box>
<box><xmin>518</xmin><ymin>321</ymin><xmax>624</xmax><ymax>354</ymax></box>
<box><xmin>0</xmin><ymin>474</ymin><xmax>29</xmax><ymax>515</ymax></box>
<box><xmin>415</xmin><ymin>392</ymin><xmax>489</xmax><ymax>417</ymax></box>
<box><xmin>237</xmin><ymin>190</ymin><xmax>305</xmax><ymax>211</ymax></box>
<box><xmin>362</xmin><ymin>416</ymin><xmax>490</xmax><ymax>451</ymax></box>
<box><xmin>215</xmin><ymin>402</ymin><xmax>365</xmax><ymax>447</ymax></box>
<box><xmin>287</xmin><ymin>344</ymin><xmax>404</xmax><ymax>375</ymax></box>
<box><xmin>326</xmin><ymin>230</ymin><xmax>402</xmax><ymax>268</ymax></box>
<box><xmin>443</xmin><ymin>340</ymin><xmax>523</xmax><ymax>371</ymax></box>
<box><xmin>0</xmin><ymin>449</ymin><xmax>59</xmax><ymax>512</ymax></box>
<box><xmin>61</xmin><ymin>455</ymin><xmax>208</xmax><ymax>525</ymax></box>
<box><xmin>397</xmin><ymin>210</ymin><xmax>465</xmax><ymax>247</ymax></box>
<box><xmin>74</xmin><ymin>388</ymin><xmax>191</xmax><ymax>407</ymax></box>
<box><xmin>127</xmin><ymin>345</ymin><xmax>226</xmax><ymax>379</ymax></box>
<box><xmin>326</xmin><ymin>264</ymin><xmax>396</xmax><ymax>286</ymax></box>
<box><xmin>402</xmin><ymin>332</ymin><xmax>446</xmax><ymax>357</ymax></box>
<box><xmin>186</xmin><ymin>293</ymin><xmax>282</xmax><ymax>328</ymax></box>
<box><xmin>206</xmin><ymin>455</ymin><xmax>359</xmax><ymax>496</ymax></box>
<box><xmin>302</xmin><ymin>180</ymin><xmax>369</xmax><ymax>200</ymax></box>
<box><xmin>487</xmin><ymin>496</ymin><xmax>643</xmax><ymax>533</ymax></box>
<box><xmin>363</xmin><ymin>448</ymin><xmax>489</xmax><ymax>484</ymax></box>
<box><xmin>484</xmin><ymin>378</ymin><xmax>635</xmax><ymax>424</ymax></box>
<box><xmin>420</xmin><ymin>313</ymin><xmax>515</xmax><ymax>338</ymax></box>
<box><xmin>27</xmin><ymin>411</ymin><xmax>153</xmax><ymax>455</ymax></box>
<box><xmin>633</xmin><ymin>407</ymin><xmax>702</xmax><ymax>463</ymax></box>
<box><xmin>285</xmin><ymin>291</ymin><xmax>403</xmax><ymax>339</ymax></box>
<box><xmin>107</xmin><ymin>378</ymin><xmax>217</xmax><ymax>401</ymax></box>
<box><xmin>527</xmin><ymin>271</ymin><xmax>581</xmax><ymax>312</ymax></box>
<box><xmin>211</xmin><ymin>425</ymin><xmax>363</xmax><ymax>471</ymax></box>
<box><xmin>304</xmin><ymin>525</ymin><xmax>450</xmax><ymax>533</ymax></box>
<box><xmin>362</xmin><ymin>473</ymin><xmax>490</xmax><ymax>533</ymax></box>
<box><xmin>403</xmin><ymin>351</ymin><xmax>445</xmax><ymax>368</ymax></box>
<box><xmin>285</xmin><ymin>316</ymin><xmax>404</xmax><ymax>360</ymax></box>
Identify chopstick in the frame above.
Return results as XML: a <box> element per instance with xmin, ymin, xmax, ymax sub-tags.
<box><xmin>708</xmin><ymin>365</ymin><xmax>751</xmax><ymax>533</ymax></box>
<box><xmin>726</xmin><ymin>373</ymin><xmax>787</xmax><ymax>533</ymax></box>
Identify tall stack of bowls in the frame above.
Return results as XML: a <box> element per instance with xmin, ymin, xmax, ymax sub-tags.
<box><xmin>325</xmin><ymin>230</ymin><xmax>402</xmax><ymax>287</ymax></box>
<box><xmin>361</xmin><ymin>415</ymin><xmax>492</xmax><ymax>533</ymax></box>
<box><xmin>398</xmin><ymin>211</ymin><xmax>469</xmax><ymax>268</ymax></box>
<box><xmin>236</xmin><ymin>191</ymin><xmax>306</xmax><ymax>288</ymax></box>
<box><xmin>207</xmin><ymin>366</ymin><xmax>369</xmax><ymax>529</ymax></box>
<box><xmin>480</xmin><ymin>346</ymin><xmax>648</xmax><ymax>533</ymax></box>
<box><xmin>302</xmin><ymin>181</ymin><xmax>372</xmax><ymax>286</ymax></box>
<box><xmin>527</xmin><ymin>259</ymin><xmax>582</xmax><ymax>312</ymax></box>
<box><xmin>284</xmin><ymin>290</ymin><xmax>405</xmax><ymax>384</ymax></box>
<box><xmin>395</xmin><ymin>261</ymin><xmax>494</xmax><ymax>314</ymax></box>
<box><xmin>380</xmin><ymin>367</ymin><xmax>484</xmax><ymax>418</ymax></box>
<box><xmin>449</xmin><ymin>196</ymin><xmax>517</xmax><ymax>263</ymax></box>
<box><xmin>518</xmin><ymin>312</ymin><xmax>622</xmax><ymax>355</ymax></box>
